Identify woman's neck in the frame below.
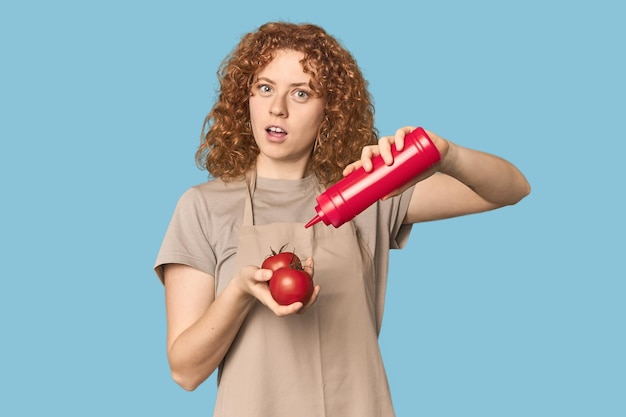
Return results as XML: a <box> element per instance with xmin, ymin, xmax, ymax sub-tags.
<box><xmin>254</xmin><ymin>156</ymin><xmax>311</xmax><ymax>180</ymax></box>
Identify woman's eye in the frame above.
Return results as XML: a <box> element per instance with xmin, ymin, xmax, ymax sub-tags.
<box><xmin>257</xmin><ymin>84</ymin><xmax>272</xmax><ymax>94</ymax></box>
<box><xmin>294</xmin><ymin>90</ymin><xmax>309</xmax><ymax>100</ymax></box>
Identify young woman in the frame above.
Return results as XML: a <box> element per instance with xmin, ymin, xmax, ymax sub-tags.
<box><xmin>155</xmin><ymin>22</ymin><xmax>530</xmax><ymax>416</ymax></box>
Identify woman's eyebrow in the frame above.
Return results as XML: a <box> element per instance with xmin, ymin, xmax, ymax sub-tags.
<box><xmin>256</xmin><ymin>76</ymin><xmax>309</xmax><ymax>87</ymax></box>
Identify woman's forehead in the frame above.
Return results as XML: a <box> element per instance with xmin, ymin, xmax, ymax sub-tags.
<box><xmin>256</xmin><ymin>50</ymin><xmax>313</xmax><ymax>78</ymax></box>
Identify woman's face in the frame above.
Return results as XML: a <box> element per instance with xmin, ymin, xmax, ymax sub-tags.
<box><xmin>249</xmin><ymin>49</ymin><xmax>324</xmax><ymax>177</ymax></box>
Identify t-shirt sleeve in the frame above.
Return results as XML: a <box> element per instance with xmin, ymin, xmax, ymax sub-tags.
<box><xmin>153</xmin><ymin>187</ymin><xmax>216</xmax><ymax>283</ymax></box>
<box><xmin>389</xmin><ymin>185</ymin><xmax>415</xmax><ymax>249</ymax></box>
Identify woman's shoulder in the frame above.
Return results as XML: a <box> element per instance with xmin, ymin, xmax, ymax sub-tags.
<box><xmin>190</xmin><ymin>176</ymin><xmax>247</xmax><ymax>195</ymax></box>
<box><xmin>176</xmin><ymin>176</ymin><xmax>247</xmax><ymax>214</ymax></box>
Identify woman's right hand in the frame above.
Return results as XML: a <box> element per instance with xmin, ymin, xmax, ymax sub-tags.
<box><xmin>234</xmin><ymin>257</ymin><xmax>320</xmax><ymax>316</ymax></box>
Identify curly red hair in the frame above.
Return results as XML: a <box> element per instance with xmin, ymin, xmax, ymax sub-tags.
<box><xmin>196</xmin><ymin>22</ymin><xmax>378</xmax><ymax>186</ymax></box>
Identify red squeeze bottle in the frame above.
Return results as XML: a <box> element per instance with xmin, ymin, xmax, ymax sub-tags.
<box><xmin>304</xmin><ymin>127</ymin><xmax>441</xmax><ymax>228</ymax></box>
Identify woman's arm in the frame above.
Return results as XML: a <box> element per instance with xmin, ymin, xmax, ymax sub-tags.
<box><xmin>405</xmin><ymin>129</ymin><xmax>531</xmax><ymax>223</ymax></box>
<box><xmin>164</xmin><ymin>260</ymin><xmax>318</xmax><ymax>391</ymax></box>
<box><xmin>164</xmin><ymin>264</ymin><xmax>255</xmax><ymax>391</ymax></box>
<box><xmin>343</xmin><ymin>126</ymin><xmax>531</xmax><ymax>224</ymax></box>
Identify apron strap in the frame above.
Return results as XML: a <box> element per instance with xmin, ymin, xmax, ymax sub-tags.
<box><xmin>242</xmin><ymin>169</ymin><xmax>256</xmax><ymax>227</ymax></box>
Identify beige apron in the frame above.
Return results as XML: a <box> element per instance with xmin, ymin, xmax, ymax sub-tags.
<box><xmin>213</xmin><ymin>171</ymin><xmax>395</xmax><ymax>417</ymax></box>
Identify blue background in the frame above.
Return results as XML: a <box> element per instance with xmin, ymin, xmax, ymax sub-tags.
<box><xmin>1</xmin><ymin>0</ymin><xmax>624</xmax><ymax>415</ymax></box>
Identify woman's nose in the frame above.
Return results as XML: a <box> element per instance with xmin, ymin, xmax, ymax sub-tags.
<box><xmin>269</xmin><ymin>95</ymin><xmax>288</xmax><ymax>117</ymax></box>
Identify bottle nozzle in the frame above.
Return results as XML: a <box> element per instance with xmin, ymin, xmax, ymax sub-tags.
<box><xmin>304</xmin><ymin>214</ymin><xmax>322</xmax><ymax>229</ymax></box>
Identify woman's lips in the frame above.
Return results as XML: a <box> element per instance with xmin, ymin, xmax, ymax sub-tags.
<box><xmin>266</xmin><ymin>126</ymin><xmax>288</xmax><ymax>143</ymax></box>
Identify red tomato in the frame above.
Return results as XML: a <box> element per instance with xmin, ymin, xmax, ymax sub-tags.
<box><xmin>269</xmin><ymin>267</ymin><xmax>314</xmax><ymax>305</ymax></box>
<box><xmin>262</xmin><ymin>245</ymin><xmax>302</xmax><ymax>271</ymax></box>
